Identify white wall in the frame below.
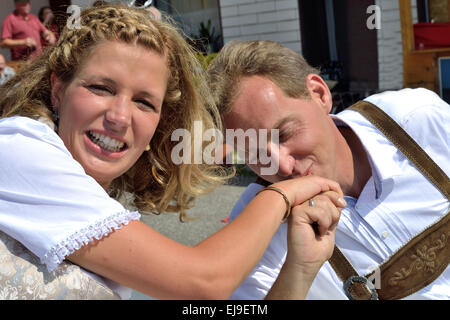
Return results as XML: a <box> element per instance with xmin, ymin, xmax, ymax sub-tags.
<box><xmin>0</xmin><ymin>0</ymin><xmax>50</xmax><ymax>60</ymax></box>
<box><xmin>376</xmin><ymin>0</ymin><xmax>418</xmax><ymax>90</ymax></box>
<box><xmin>219</xmin><ymin>0</ymin><xmax>302</xmax><ymax>53</ymax></box>
<box><xmin>219</xmin><ymin>0</ymin><xmax>420</xmax><ymax>91</ymax></box>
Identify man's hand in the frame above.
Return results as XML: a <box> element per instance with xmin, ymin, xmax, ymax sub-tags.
<box><xmin>23</xmin><ymin>37</ymin><xmax>37</xmax><ymax>49</ymax></box>
<box><xmin>285</xmin><ymin>191</ymin><xmax>343</xmax><ymax>271</ymax></box>
<box><xmin>43</xmin><ymin>31</ymin><xmax>56</xmax><ymax>45</ymax></box>
<box><xmin>266</xmin><ymin>190</ymin><xmax>344</xmax><ymax>299</ymax></box>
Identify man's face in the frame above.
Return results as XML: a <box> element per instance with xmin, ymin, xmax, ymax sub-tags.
<box><xmin>14</xmin><ymin>1</ymin><xmax>31</xmax><ymax>15</ymax></box>
<box><xmin>224</xmin><ymin>75</ymin><xmax>338</xmax><ymax>184</ymax></box>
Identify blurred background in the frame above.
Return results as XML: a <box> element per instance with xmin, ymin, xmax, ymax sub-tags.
<box><xmin>3</xmin><ymin>0</ymin><xmax>450</xmax><ymax>110</ymax></box>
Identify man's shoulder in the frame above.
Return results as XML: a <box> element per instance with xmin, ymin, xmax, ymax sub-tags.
<box><xmin>2</xmin><ymin>13</ymin><xmax>16</xmax><ymax>24</ymax></box>
<box><xmin>362</xmin><ymin>88</ymin><xmax>447</xmax><ymax>127</ymax></box>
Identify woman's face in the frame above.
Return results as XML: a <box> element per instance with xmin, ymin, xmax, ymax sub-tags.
<box><xmin>42</xmin><ymin>8</ymin><xmax>53</xmax><ymax>21</ymax></box>
<box><xmin>51</xmin><ymin>40</ymin><xmax>169</xmax><ymax>189</ymax></box>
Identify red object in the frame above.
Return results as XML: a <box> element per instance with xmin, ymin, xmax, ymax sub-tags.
<box><xmin>414</xmin><ymin>22</ymin><xmax>450</xmax><ymax>50</ymax></box>
<box><xmin>221</xmin><ymin>217</ymin><xmax>229</xmax><ymax>223</ymax></box>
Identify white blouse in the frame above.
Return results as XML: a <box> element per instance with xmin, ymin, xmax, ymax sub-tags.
<box><xmin>0</xmin><ymin>116</ymin><xmax>141</xmax><ymax>299</ymax></box>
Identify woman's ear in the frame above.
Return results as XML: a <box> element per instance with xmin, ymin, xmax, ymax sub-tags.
<box><xmin>305</xmin><ymin>74</ymin><xmax>333</xmax><ymax>114</ymax></box>
<box><xmin>50</xmin><ymin>73</ymin><xmax>64</xmax><ymax>111</ymax></box>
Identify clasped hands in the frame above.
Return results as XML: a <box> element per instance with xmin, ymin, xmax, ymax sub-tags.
<box><xmin>269</xmin><ymin>175</ymin><xmax>346</xmax><ymax>275</ymax></box>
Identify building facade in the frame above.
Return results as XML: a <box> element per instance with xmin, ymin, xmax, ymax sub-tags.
<box><xmin>219</xmin><ymin>0</ymin><xmax>419</xmax><ymax>96</ymax></box>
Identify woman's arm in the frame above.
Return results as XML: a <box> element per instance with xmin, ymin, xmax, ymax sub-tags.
<box><xmin>68</xmin><ymin>175</ymin><xmax>344</xmax><ymax>299</ymax></box>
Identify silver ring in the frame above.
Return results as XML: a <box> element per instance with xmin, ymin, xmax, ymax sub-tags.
<box><xmin>309</xmin><ymin>199</ymin><xmax>315</xmax><ymax>207</ymax></box>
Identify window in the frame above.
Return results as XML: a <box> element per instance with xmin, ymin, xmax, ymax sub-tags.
<box><xmin>154</xmin><ymin>0</ymin><xmax>223</xmax><ymax>53</ymax></box>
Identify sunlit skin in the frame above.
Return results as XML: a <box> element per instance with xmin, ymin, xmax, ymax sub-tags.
<box><xmin>225</xmin><ymin>75</ymin><xmax>372</xmax><ymax>198</ymax></box>
<box><xmin>51</xmin><ymin>40</ymin><xmax>169</xmax><ymax>189</ymax></box>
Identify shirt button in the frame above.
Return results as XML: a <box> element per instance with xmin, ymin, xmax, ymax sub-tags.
<box><xmin>381</xmin><ymin>231</ymin><xmax>389</xmax><ymax>239</ymax></box>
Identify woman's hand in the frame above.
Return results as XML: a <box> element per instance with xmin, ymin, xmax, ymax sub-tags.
<box><xmin>266</xmin><ymin>190</ymin><xmax>345</xmax><ymax>299</ymax></box>
<box><xmin>271</xmin><ymin>175</ymin><xmax>344</xmax><ymax>208</ymax></box>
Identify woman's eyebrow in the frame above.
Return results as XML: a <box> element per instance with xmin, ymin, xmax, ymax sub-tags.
<box><xmin>137</xmin><ymin>90</ymin><xmax>163</xmax><ymax>107</ymax></box>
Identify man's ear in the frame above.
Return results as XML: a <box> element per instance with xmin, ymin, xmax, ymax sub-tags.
<box><xmin>305</xmin><ymin>74</ymin><xmax>333</xmax><ymax>114</ymax></box>
<box><xmin>50</xmin><ymin>73</ymin><xmax>64</xmax><ymax>111</ymax></box>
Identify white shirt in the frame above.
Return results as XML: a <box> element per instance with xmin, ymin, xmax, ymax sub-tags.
<box><xmin>229</xmin><ymin>88</ymin><xmax>450</xmax><ymax>300</ymax></box>
<box><xmin>0</xmin><ymin>116</ymin><xmax>141</xmax><ymax>299</ymax></box>
<box><xmin>0</xmin><ymin>66</ymin><xmax>15</xmax><ymax>85</ymax></box>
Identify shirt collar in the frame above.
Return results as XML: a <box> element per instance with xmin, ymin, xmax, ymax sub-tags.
<box><xmin>330</xmin><ymin>110</ymin><xmax>403</xmax><ymax>199</ymax></box>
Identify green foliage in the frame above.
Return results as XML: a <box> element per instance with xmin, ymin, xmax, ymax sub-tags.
<box><xmin>190</xmin><ymin>19</ymin><xmax>222</xmax><ymax>54</ymax></box>
<box><xmin>196</xmin><ymin>52</ymin><xmax>218</xmax><ymax>70</ymax></box>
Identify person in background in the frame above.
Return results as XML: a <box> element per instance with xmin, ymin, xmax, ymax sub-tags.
<box><xmin>0</xmin><ymin>53</ymin><xmax>16</xmax><ymax>86</ymax></box>
<box><xmin>0</xmin><ymin>0</ymin><xmax>56</xmax><ymax>61</ymax></box>
<box><xmin>38</xmin><ymin>6</ymin><xmax>59</xmax><ymax>47</ymax></box>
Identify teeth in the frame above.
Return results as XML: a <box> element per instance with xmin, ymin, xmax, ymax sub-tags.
<box><xmin>89</xmin><ymin>131</ymin><xmax>125</xmax><ymax>152</ymax></box>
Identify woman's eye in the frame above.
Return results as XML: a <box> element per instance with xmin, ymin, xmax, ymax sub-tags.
<box><xmin>136</xmin><ymin>99</ymin><xmax>156</xmax><ymax>111</ymax></box>
<box><xmin>88</xmin><ymin>84</ymin><xmax>113</xmax><ymax>94</ymax></box>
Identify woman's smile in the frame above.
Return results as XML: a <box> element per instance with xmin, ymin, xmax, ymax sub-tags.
<box><xmin>84</xmin><ymin>130</ymin><xmax>129</xmax><ymax>159</ymax></box>
<box><xmin>51</xmin><ymin>40</ymin><xmax>169</xmax><ymax>188</ymax></box>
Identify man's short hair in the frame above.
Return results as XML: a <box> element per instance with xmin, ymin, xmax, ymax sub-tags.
<box><xmin>206</xmin><ymin>40</ymin><xmax>319</xmax><ymax>116</ymax></box>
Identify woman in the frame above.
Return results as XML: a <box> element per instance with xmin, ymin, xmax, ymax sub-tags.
<box><xmin>38</xmin><ymin>6</ymin><xmax>59</xmax><ymax>46</ymax></box>
<box><xmin>0</xmin><ymin>4</ymin><xmax>344</xmax><ymax>299</ymax></box>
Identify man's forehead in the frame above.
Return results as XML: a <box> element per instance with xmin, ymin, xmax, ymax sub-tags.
<box><xmin>234</xmin><ymin>76</ymin><xmax>280</xmax><ymax>107</ymax></box>
<box><xmin>226</xmin><ymin>76</ymin><xmax>282</xmax><ymax>129</ymax></box>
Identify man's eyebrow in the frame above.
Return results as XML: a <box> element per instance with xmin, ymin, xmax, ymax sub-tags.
<box><xmin>273</xmin><ymin>115</ymin><xmax>297</xmax><ymax>129</ymax></box>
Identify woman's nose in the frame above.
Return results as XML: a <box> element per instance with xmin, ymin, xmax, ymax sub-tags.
<box><xmin>105</xmin><ymin>96</ymin><xmax>132</xmax><ymax>130</ymax></box>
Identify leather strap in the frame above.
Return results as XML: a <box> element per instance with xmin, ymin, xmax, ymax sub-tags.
<box><xmin>348</xmin><ymin>101</ymin><xmax>450</xmax><ymax>199</ymax></box>
<box><xmin>329</xmin><ymin>101</ymin><xmax>450</xmax><ymax>300</ymax></box>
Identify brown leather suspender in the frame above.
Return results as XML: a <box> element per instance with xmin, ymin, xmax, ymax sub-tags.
<box><xmin>328</xmin><ymin>101</ymin><xmax>450</xmax><ymax>300</ymax></box>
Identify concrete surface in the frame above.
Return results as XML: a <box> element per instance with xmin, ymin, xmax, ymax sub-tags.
<box><xmin>130</xmin><ymin>176</ymin><xmax>256</xmax><ymax>300</ymax></box>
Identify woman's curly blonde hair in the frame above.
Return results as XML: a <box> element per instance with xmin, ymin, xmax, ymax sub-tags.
<box><xmin>0</xmin><ymin>3</ymin><xmax>231</xmax><ymax>221</ymax></box>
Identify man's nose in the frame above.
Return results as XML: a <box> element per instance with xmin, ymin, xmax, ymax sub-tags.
<box><xmin>105</xmin><ymin>96</ymin><xmax>132</xmax><ymax>131</ymax></box>
<box><xmin>277</xmin><ymin>148</ymin><xmax>295</xmax><ymax>177</ymax></box>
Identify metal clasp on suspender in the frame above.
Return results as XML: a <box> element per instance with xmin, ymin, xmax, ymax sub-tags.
<box><xmin>343</xmin><ymin>276</ymin><xmax>379</xmax><ymax>300</ymax></box>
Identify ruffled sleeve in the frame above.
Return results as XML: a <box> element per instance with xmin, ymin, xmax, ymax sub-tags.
<box><xmin>0</xmin><ymin>116</ymin><xmax>141</xmax><ymax>272</ymax></box>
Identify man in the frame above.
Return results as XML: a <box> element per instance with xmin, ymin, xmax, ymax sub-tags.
<box><xmin>1</xmin><ymin>0</ymin><xmax>56</xmax><ymax>61</ymax></box>
<box><xmin>207</xmin><ymin>40</ymin><xmax>449</xmax><ymax>299</ymax></box>
<box><xmin>0</xmin><ymin>53</ymin><xmax>16</xmax><ymax>85</ymax></box>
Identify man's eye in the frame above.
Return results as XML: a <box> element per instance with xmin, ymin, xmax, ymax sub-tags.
<box><xmin>279</xmin><ymin>130</ymin><xmax>291</xmax><ymax>143</ymax></box>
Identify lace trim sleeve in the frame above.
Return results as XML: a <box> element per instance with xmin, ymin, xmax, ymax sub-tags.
<box><xmin>42</xmin><ymin>210</ymin><xmax>141</xmax><ymax>272</ymax></box>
